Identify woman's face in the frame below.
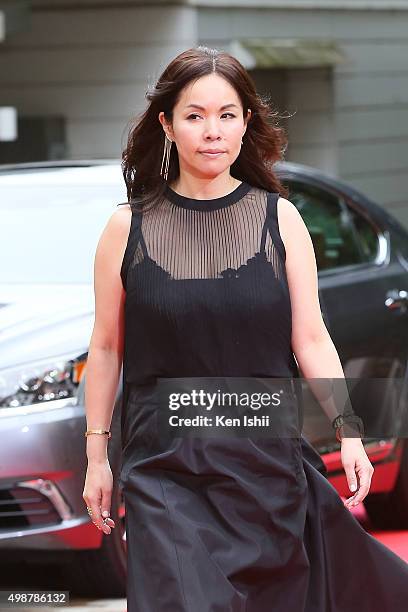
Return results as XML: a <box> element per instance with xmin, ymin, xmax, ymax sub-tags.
<box><xmin>159</xmin><ymin>73</ymin><xmax>251</xmax><ymax>180</ymax></box>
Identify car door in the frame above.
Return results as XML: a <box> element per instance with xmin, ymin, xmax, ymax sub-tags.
<box><xmin>283</xmin><ymin>178</ymin><xmax>408</xmax><ymax>449</ymax></box>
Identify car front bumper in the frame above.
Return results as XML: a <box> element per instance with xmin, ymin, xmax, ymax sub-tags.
<box><xmin>0</xmin><ymin>400</ymin><xmax>103</xmax><ymax>551</ymax></box>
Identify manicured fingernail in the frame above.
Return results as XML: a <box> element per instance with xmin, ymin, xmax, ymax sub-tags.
<box><xmin>350</xmin><ymin>484</ymin><xmax>357</xmax><ymax>492</ymax></box>
<box><xmin>102</xmin><ymin>510</ymin><xmax>109</xmax><ymax>518</ymax></box>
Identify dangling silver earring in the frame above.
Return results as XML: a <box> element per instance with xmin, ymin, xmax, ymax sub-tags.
<box><xmin>160</xmin><ymin>133</ymin><xmax>173</xmax><ymax>181</ymax></box>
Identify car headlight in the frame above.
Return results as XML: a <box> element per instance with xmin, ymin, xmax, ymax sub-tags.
<box><xmin>0</xmin><ymin>351</ymin><xmax>87</xmax><ymax>415</ymax></box>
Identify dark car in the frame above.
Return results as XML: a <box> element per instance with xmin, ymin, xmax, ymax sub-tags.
<box><xmin>0</xmin><ymin>159</ymin><xmax>407</xmax><ymax>597</ymax></box>
<box><xmin>279</xmin><ymin>164</ymin><xmax>408</xmax><ymax>530</ymax></box>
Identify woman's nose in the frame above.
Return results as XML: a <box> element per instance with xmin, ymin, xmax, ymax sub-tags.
<box><xmin>203</xmin><ymin>120</ymin><xmax>222</xmax><ymax>140</ymax></box>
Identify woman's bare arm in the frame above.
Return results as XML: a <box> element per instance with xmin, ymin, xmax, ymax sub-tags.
<box><xmin>277</xmin><ymin>197</ymin><xmax>358</xmax><ymax>431</ymax></box>
<box><xmin>278</xmin><ymin>197</ymin><xmax>374</xmax><ymax>507</ymax></box>
<box><xmin>85</xmin><ymin>204</ymin><xmax>132</xmax><ymax>463</ymax></box>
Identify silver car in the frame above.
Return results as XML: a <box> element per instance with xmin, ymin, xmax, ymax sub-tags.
<box><xmin>0</xmin><ymin>160</ymin><xmax>128</xmax><ymax>597</ymax></box>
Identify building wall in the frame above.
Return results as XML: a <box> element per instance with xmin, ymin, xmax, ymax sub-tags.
<box><xmin>198</xmin><ymin>6</ymin><xmax>408</xmax><ymax>229</ymax></box>
<box><xmin>0</xmin><ymin>2</ymin><xmax>407</xmax><ymax>228</ymax></box>
<box><xmin>0</xmin><ymin>4</ymin><xmax>197</xmax><ymax>159</ymax></box>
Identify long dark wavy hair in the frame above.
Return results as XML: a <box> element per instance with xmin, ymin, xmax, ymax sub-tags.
<box><xmin>121</xmin><ymin>46</ymin><xmax>289</xmax><ymax>211</ymax></box>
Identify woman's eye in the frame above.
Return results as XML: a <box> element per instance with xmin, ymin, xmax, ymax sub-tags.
<box><xmin>186</xmin><ymin>113</ymin><xmax>236</xmax><ymax>120</ymax></box>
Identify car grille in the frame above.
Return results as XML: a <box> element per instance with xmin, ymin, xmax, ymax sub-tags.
<box><xmin>0</xmin><ymin>483</ymin><xmax>61</xmax><ymax>530</ymax></box>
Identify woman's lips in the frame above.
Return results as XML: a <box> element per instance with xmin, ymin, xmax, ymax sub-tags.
<box><xmin>199</xmin><ymin>151</ymin><xmax>225</xmax><ymax>158</ymax></box>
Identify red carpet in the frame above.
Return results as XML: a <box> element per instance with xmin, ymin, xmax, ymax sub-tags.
<box><xmin>341</xmin><ymin>496</ymin><xmax>408</xmax><ymax>563</ymax></box>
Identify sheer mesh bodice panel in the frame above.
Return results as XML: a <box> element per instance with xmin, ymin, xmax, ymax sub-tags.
<box><xmin>119</xmin><ymin>181</ymin><xmax>299</xmax><ymax>392</ymax></box>
<box><xmin>125</xmin><ymin>183</ymin><xmax>286</xmax><ymax>282</ymax></box>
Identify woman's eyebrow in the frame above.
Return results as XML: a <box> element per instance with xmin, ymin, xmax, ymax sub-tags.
<box><xmin>184</xmin><ymin>104</ymin><xmax>239</xmax><ymax>110</ymax></box>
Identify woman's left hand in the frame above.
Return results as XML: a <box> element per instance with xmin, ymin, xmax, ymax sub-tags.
<box><xmin>341</xmin><ymin>438</ymin><xmax>374</xmax><ymax>510</ymax></box>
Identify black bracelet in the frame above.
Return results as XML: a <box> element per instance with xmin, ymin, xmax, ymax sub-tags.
<box><xmin>332</xmin><ymin>413</ymin><xmax>364</xmax><ymax>442</ymax></box>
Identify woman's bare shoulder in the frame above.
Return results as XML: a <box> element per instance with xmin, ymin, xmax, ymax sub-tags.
<box><xmin>113</xmin><ymin>203</ymin><xmax>132</xmax><ymax>218</ymax></box>
<box><xmin>105</xmin><ymin>204</ymin><xmax>133</xmax><ymax>240</ymax></box>
<box><xmin>276</xmin><ymin>196</ymin><xmax>300</xmax><ymax>223</ymax></box>
<box><xmin>276</xmin><ymin>196</ymin><xmax>311</xmax><ymax>255</ymax></box>
<box><xmin>94</xmin><ymin>204</ymin><xmax>133</xmax><ymax>270</ymax></box>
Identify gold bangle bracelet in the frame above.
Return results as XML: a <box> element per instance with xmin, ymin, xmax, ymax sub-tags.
<box><xmin>84</xmin><ymin>429</ymin><xmax>111</xmax><ymax>439</ymax></box>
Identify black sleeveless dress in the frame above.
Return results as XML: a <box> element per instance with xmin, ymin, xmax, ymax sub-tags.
<box><xmin>118</xmin><ymin>181</ymin><xmax>408</xmax><ymax>611</ymax></box>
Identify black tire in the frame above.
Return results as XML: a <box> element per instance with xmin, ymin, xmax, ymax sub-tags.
<box><xmin>68</xmin><ymin>400</ymin><xmax>127</xmax><ymax>597</ymax></box>
<box><xmin>363</xmin><ymin>438</ymin><xmax>408</xmax><ymax>530</ymax></box>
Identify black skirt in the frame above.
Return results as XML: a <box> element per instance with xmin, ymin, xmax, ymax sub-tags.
<box><xmin>120</xmin><ymin>389</ymin><xmax>408</xmax><ymax>612</ymax></box>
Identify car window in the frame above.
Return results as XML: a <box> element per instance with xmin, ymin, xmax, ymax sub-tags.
<box><xmin>347</xmin><ymin>205</ymin><xmax>379</xmax><ymax>262</ymax></box>
<box><xmin>285</xmin><ymin>181</ymin><xmax>363</xmax><ymax>271</ymax></box>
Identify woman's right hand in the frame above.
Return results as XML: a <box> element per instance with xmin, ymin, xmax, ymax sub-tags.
<box><xmin>82</xmin><ymin>459</ymin><xmax>116</xmax><ymax>535</ymax></box>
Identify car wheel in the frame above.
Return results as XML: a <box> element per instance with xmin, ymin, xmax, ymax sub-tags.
<box><xmin>364</xmin><ymin>438</ymin><xmax>408</xmax><ymax>530</ymax></box>
<box><xmin>68</xmin><ymin>400</ymin><xmax>127</xmax><ymax>597</ymax></box>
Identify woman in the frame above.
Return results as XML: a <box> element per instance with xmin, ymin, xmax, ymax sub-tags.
<box><xmin>82</xmin><ymin>46</ymin><xmax>408</xmax><ymax>611</ymax></box>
